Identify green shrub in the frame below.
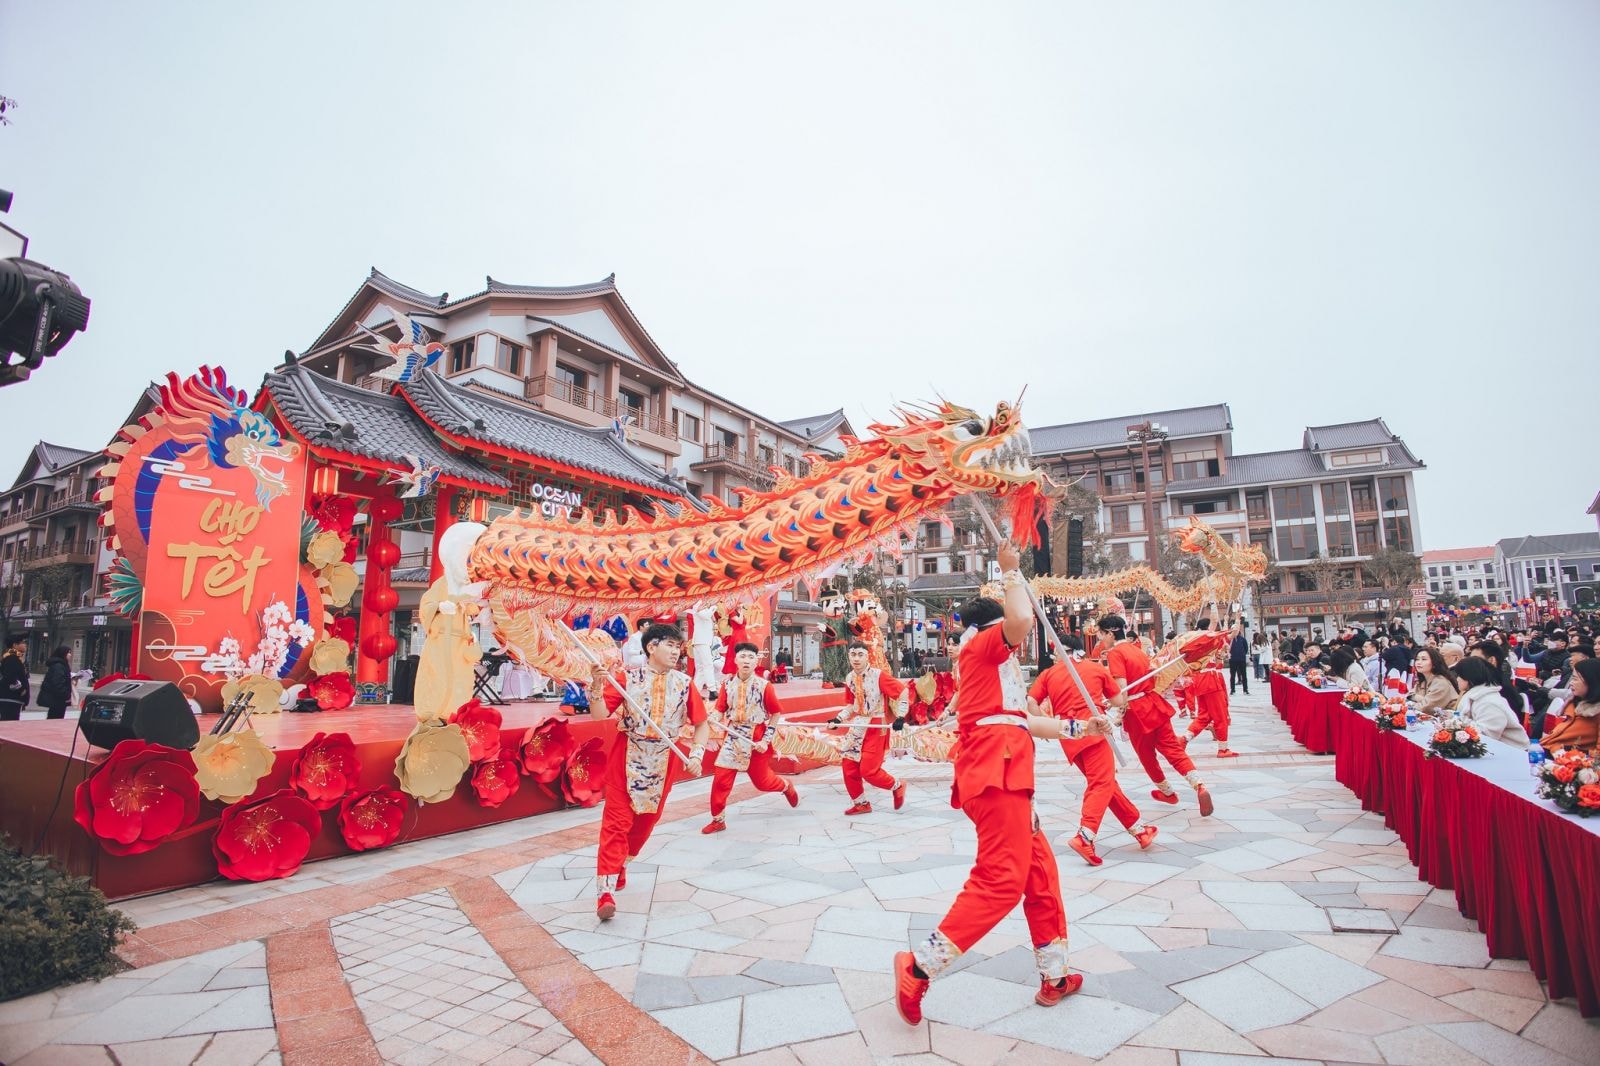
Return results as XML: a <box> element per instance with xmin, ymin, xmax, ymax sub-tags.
<box><xmin>0</xmin><ymin>835</ymin><xmax>137</xmax><ymax>1001</ymax></box>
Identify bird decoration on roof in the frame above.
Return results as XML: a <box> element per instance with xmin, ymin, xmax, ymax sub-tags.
<box><xmin>393</xmin><ymin>453</ymin><xmax>442</xmax><ymax>499</ymax></box>
<box><xmin>357</xmin><ymin>305</ymin><xmax>446</xmax><ymax>383</ymax></box>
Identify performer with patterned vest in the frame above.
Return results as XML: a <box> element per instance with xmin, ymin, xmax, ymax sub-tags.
<box><xmin>1182</xmin><ymin>619</ymin><xmax>1238</xmax><ymax>758</ymax></box>
<box><xmin>1101</xmin><ymin>613</ymin><xmax>1216</xmax><ymax>817</ymax></box>
<box><xmin>830</xmin><ymin>640</ymin><xmax>909</xmax><ymax>815</ymax></box>
<box><xmin>704</xmin><ymin>641</ymin><xmax>799</xmax><ymax>834</ymax></box>
<box><xmin>590</xmin><ymin>622</ymin><xmax>710</xmax><ymax>921</ymax></box>
<box><xmin>896</xmin><ymin>542</ymin><xmax>1110</xmax><ymax>1025</ymax></box>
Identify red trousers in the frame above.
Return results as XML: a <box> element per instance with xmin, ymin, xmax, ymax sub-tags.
<box><xmin>938</xmin><ymin>787</ymin><xmax>1067</xmax><ymax>954</ymax></box>
<box><xmin>1124</xmin><ymin>695</ymin><xmax>1195</xmax><ymax>785</ymax></box>
<box><xmin>843</xmin><ymin>727</ymin><xmax>895</xmax><ymax>799</ymax></box>
<box><xmin>1061</xmin><ymin>737</ymin><xmax>1140</xmax><ymax>834</ymax></box>
<box><xmin>597</xmin><ymin>748</ymin><xmax>680</xmax><ymax>876</ymax></box>
<box><xmin>1188</xmin><ymin>688</ymin><xmax>1231</xmax><ymax>743</ymax></box>
<box><xmin>710</xmin><ymin>748</ymin><xmax>787</xmax><ymax>816</ymax></box>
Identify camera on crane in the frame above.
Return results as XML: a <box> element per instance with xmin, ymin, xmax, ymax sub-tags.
<box><xmin>0</xmin><ymin>188</ymin><xmax>92</xmax><ymax>388</ymax></box>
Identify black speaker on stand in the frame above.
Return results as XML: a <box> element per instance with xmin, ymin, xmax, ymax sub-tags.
<box><xmin>1032</xmin><ymin>513</ymin><xmax>1054</xmax><ymax>669</ymax></box>
<box><xmin>79</xmin><ymin>680</ymin><xmax>199</xmax><ymax>751</ymax></box>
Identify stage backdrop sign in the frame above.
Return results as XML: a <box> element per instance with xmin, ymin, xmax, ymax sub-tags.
<box><xmin>100</xmin><ymin>367</ymin><xmax>314</xmax><ymax>710</ymax></box>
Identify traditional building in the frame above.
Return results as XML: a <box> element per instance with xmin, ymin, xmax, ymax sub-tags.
<box><xmin>1422</xmin><ymin>547</ymin><xmax>1508</xmax><ymax>605</ymax></box>
<box><xmin>1494</xmin><ymin>533</ymin><xmax>1600</xmax><ymax>610</ymax></box>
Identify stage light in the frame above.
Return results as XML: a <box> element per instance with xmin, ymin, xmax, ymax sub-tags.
<box><xmin>0</xmin><ymin>189</ymin><xmax>93</xmax><ymax>388</ymax></box>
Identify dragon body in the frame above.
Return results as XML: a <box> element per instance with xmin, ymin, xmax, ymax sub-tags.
<box><xmin>1031</xmin><ymin>517</ymin><xmax>1268</xmax><ymax>617</ymax></box>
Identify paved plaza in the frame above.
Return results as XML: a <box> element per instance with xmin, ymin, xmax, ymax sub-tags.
<box><xmin>2</xmin><ymin>689</ymin><xmax>1596</xmax><ymax>1065</ymax></box>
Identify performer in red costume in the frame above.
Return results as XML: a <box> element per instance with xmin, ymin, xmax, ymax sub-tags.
<box><xmin>590</xmin><ymin>623</ymin><xmax>710</xmax><ymax>920</ymax></box>
<box><xmin>895</xmin><ymin>543</ymin><xmax>1111</xmax><ymax>1026</ymax></box>
<box><xmin>719</xmin><ymin>605</ymin><xmax>749</xmax><ymax>676</ymax></box>
<box><xmin>1183</xmin><ymin>619</ymin><xmax>1238</xmax><ymax>758</ymax></box>
<box><xmin>704</xmin><ymin>642</ymin><xmax>799</xmax><ymax>833</ymax></box>
<box><xmin>831</xmin><ymin>641</ymin><xmax>908</xmax><ymax>815</ymax></box>
<box><xmin>1029</xmin><ymin>635</ymin><xmax>1160</xmax><ymax>866</ymax></box>
<box><xmin>1101</xmin><ymin>613</ymin><xmax>1215</xmax><ymax>816</ymax></box>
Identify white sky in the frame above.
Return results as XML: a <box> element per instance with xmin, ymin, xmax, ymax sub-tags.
<box><xmin>1</xmin><ymin>1</ymin><xmax>1596</xmax><ymax>549</ymax></box>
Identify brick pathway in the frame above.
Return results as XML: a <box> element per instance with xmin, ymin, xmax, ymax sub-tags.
<box><xmin>2</xmin><ymin>690</ymin><xmax>1596</xmax><ymax>1064</ymax></box>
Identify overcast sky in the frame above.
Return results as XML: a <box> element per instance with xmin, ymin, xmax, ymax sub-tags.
<box><xmin>2</xmin><ymin>2</ymin><xmax>1596</xmax><ymax>549</ymax></box>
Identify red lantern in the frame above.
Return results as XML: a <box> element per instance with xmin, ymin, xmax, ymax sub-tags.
<box><xmin>362</xmin><ymin>633</ymin><xmax>399</xmax><ymax>660</ymax></box>
<box><xmin>369</xmin><ymin>540</ymin><xmax>401</xmax><ymax>568</ymax></box>
<box><xmin>369</xmin><ymin>497</ymin><xmax>403</xmax><ymax>523</ymax></box>
<box><xmin>365</xmin><ymin>586</ymin><xmax>399</xmax><ymax>613</ymax></box>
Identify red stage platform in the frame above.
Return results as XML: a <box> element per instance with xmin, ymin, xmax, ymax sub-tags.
<box><xmin>0</xmin><ymin>680</ymin><xmax>848</xmax><ymax>901</ymax></box>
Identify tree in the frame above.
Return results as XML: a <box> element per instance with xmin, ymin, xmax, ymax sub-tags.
<box><xmin>25</xmin><ymin>564</ymin><xmax>77</xmax><ymax>654</ymax></box>
<box><xmin>1366</xmin><ymin>546</ymin><xmax>1423</xmax><ymax>614</ymax></box>
<box><xmin>1432</xmin><ymin>590</ymin><xmax>1460</xmax><ymax>609</ymax></box>
<box><xmin>1466</xmin><ymin>594</ymin><xmax>1488</xmax><ymax>608</ymax></box>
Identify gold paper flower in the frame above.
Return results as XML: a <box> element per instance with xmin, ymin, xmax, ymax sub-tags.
<box><xmin>221</xmin><ymin>674</ymin><xmax>285</xmax><ymax>717</ymax></box>
<box><xmin>318</xmin><ymin>562</ymin><xmax>359</xmax><ymax>608</ymax></box>
<box><xmin>192</xmin><ymin>729</ymin><xmax>276</xmax><ymax>804</ymax></box>
<box><xmin>394</xmin><ymin>721</ymin><xmax>471</xmax><ymax>804</ymax></box>
<box><xmin>306</xmin><ymin>530</ymin><xmax>347</xmax><ymax>568</ymax></box>
<box><xmin>310</xmin><ymin>638</ymin><xmax>351</xmax><ymax>675</ymax></box>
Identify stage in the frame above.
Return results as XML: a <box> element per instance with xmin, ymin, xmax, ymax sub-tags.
<box><xmin>0</xmin><ymin>680</ymin><xmax>848</xmax><ymax>900</ymax></box>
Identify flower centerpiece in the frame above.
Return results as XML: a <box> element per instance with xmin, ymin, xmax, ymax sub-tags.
<box><xmin>1305</xmin><ymin>668</ymin><xmax>1325</xmax><ymax>688</ymax></box>
<box><xmin>1535</xmin><ymin>748</ymin><xmax>1600</xmax><ymax>817</ymax></box>
<box><xmin>1374</xmin><ymin>696</ymin><xmax>1409</xmax><ymax>732</ymax></box>
<box><xmin>1426</xmin><ymin>716</ymin><xmax>1487</xmax><ymax>759</ymax></box>
<box><xmin>208</xmin><ymin>600</ymin><xmax>315</xmax><ymax>716</ymax></box>
<box><xmin>1342</xmin><ymin>687</ymin><xmax>1376</xmax><ymax>710</ymax></box>
<box><xmin>1270</xmin><ymin>660</ymin><xmax>1292</xmax><ymax>674</ymax></box>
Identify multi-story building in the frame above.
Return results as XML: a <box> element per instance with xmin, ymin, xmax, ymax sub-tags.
<box><xmin>1494</xmin><ymin>533</ymin><xmax>1600</xmax><ymax>610</ymax></box>
<box><xmin>1422</xmin><ymin>547</ymin><xmax>1509</xmax><ymax>604</ymax></box>
<box><xmin>0</xmin><ymin>442</ymin><xmax>129</xmax><ymax>674</ymax></box>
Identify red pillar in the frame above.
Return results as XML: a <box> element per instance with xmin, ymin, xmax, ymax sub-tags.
<box><xmin>429</xmin><ymin>485</ymin><xmax>456</xmax><ymax>584</ymax></box>
<box><xmin>356</xmin><ymin>493</ymin><xmax>402</xmax><ymax>702</ymax></box>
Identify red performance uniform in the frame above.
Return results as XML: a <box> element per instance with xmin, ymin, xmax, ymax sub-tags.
<box><xmin>598</xmin><ymin>668</ymin><xmax>707</xmax><ymax>878</ymax></box>
<box><xmin>709</xmin><ymin>673</ymin><xmax>792</xmax><ymax>819</ymax></box>
<box><xmin>1029</xmin><ymin>660</ymin><xmax>1141</xmax><ymax>835</ymax></box>
<box><xmin>1107</xmin><ymin>640</ymin><xmax>1196</xmax><ymax>785</ymax></box>
<box><xmin>1185</xmin><ymin>653</ymin><xmax>1230</xmax><ymax>744</ymax></box>
<box><xmin>839</xmin><ymin>667</ymin><xmax>906</xmax><ymax>801</ymax></box>
<box><xmin>913</xmin><ymin>624</ymin><xmax>1070</xmax><ymax>982</ymax></box>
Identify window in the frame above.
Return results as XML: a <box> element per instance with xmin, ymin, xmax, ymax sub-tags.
<box><xmin>1321</xmin><ymin>483</ymin><xmax>1349</xmax><ymax>514</ymax></box>
<box><xmin>1110</xmin><ymin>505</ymin><xmax>1144</xmax><ymax>534</ymax></box>
<box><xmin>619</xmin><ymin>388</ymin><xmax>646</xmax><ymax>415</ymax></box>
<box><xmin>555</xmin><ymin>363</ymin><xmax>587</xmax><ymax>389</ymax></box>
<box><xmin>496</xmin><ymin>339</ymin><xmax>523</xmax><ymax>375</ymax></box>
<box><xmin>1250</xmin><ymin>532</ymin><xmax>1271</xmax><ymax>560</ymax></box>
<box><xmin>921</xmin><ymin>557</ymin><xmax>939</xmax><ymax>575</ymax></box>
<box><xmin>1473</xmin><ymin>579</ymin><xmax>1483</xmax><ymax>589</ymax></box>
<box><xmin>1324</xmin><ymin>521</ymin><xmax>1354</xmax><ymax>556</ymax></box>
<box><xmin>1562</xmin><ymin>565</ymin><xmax>1579</xmax><ymax>582</ymax></box>
<box><xmin>1378</xmin><ymin>476</ymin><xmax>1409</xmax><ymax>511</ymax></box>
<box><xmin>1295</xmin><ymin>571</ymin><xmax>1318</xmax><ymax>592</ymax></box>
<box><xmin>1102</xmin><ymin>465</ymin><xmax>1136</xmax><ymax>494</ymax></box>
<box><xmin>1271</xmin><ymin>485</ymin><xmax>1316</xmax><ymax>520</ymax></box>
<box><xmin>718</xmin><ymin>428</ymin><xmax>739</xmax><ymax>451</ymax></box>
<box><xmin>1351</xmin><ymin>481</ymin><xmax>1376</xmax><ymax>513</ymax></box>
<box><xmin>921</xmin><ymin>523</ymin><xmax>943</xmax><ymax>548</ymax></box>
<box><xmin>1457</xmin><ymin>580</ymin><xmax>1469</xmax><ymax>592</ymax></box>
<box><xmin>1383</xmin><ymin>514</ymin><xmax>1414</xmax><ymax>552</ymax></box>
<box><xmin>758</xmin><ymin>445</ymin><xmax>775</xmax><ymax>468</ymax></box>
<box><xmin>1065</xmin><ymin>462</ymin><xmax>1100</xmax><ymax>493</ymax></box>
<box><xmin>1246</xmin><ymin>492</ymin><xmax>1269</xmax><ymax>522</ymax></box>
<box><xmin>1427</xmin><ymin>566</ymin><xmax>1439</xmax><ymax>577</ymax></box>
<box><xmin>1429</xmin><ymin>581</ymin><xmax>1440</xmax><ymax>592</ymax></box>
<box><xmin>1275</xmin><ymin>522</ymin><xmax>1320</xmax><ymax>561</ymax></box>
<box><xmin>1171</xmin><ymin>458</ymin><xmax>1220</xmax><ymax>481</ymax></box>
<box><xmin>951</xmin><ymin>556</ymin><xmax>967</xmax><ymax>573</ymax></box>
<box><xmin>674</xmin><ymin>411</ymin><xmax>702</xmax><ymax>442</ymax></box>
<box><xmin>449</xmin><ymin>339</ymin><xmax>475</xmax><ymax>374</ymax></box>
<box><xmin>1356</xmin><ymin>521</ymin><xmax>1380</xmax><ymax>555</ymax></box>
<box><xmin>1331</xmin><ymin>450</ymin><xmax>1384</xmax><ymax>467</ymax></box>
<box><xmin>1533</xmin><ymin>565</ymin><xmax>1548</xmax><ymax>584</ymax></box>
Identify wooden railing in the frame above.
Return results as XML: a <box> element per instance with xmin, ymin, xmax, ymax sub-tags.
<box><xmin>17</xmin><ymin>539</ymin><xmax>99</xmax><ymax>568</ymax></box>
<box><xmin>525</xmin><ymin>376</ymin><xmax>675</xmax><ymax>439</ymax></box>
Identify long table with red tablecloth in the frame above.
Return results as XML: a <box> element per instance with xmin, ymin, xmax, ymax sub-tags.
<box><xmin>1270</xmin><ymin>671</ymin><xmax>1600</xmax><ymax>1015</ymax></box>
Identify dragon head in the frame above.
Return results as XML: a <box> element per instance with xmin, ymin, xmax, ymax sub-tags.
<box><xmin>871</xmin><ymin>399</ymin><xmax>1046</xmax><ymax>496</ymax></box>
<box><xmin>217</xmin><ymin>409</ymin><xmax>301</xmax><ymax>510</ymax></box>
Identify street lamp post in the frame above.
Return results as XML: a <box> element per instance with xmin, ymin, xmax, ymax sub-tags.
<box><xmin>1125</xmin><ymin>420</ymin><xmax>1168</xmax><ymax>631</ymax></box>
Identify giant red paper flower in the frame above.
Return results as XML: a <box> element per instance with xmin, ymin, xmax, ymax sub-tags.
<box><xmin>289</xmin><ymin>732</ymin><xmax>361</xmax><ymax>810</ymax></box>
<box><xmin>337</xmin><ymin>787</ymin><xmax>408</xmax><ymax>851</ymax></box>
<box><xmin>470</xmin><ymin>755</ymin><xmax>522</xmax><ymax>809</ymax></box>
<box><xmin>310</xmin><ymin>671</ymin><xmax>355</xmax><ymax>711</ymax></box>
<box><xmin>561</xmin><ymin>737</ymin><xmax>608</xmax><ymax>807</ymax></box>
<box><xmin>309</xmin><ymin>494</ymin><xmax>356</xmax><ymax>533</ymax></box>
<box><xmin>450</xmin><ymin>700</ymin><xmax>503</xmax><ymax>763</ymax></box>
<box><xmin>72</xmin><ymin>740</ymin><xmax>199</xmax><ymax>856</ymax></box>
<box><xmin>326</xmin><ymin>616</ymin><xmax>358</xmax><ymax>644</ymax></box>
<box><xmin>212</xmin><ymin>789</ymin><xmax>321</xmax><ymax>881</ymax></box>
<box><xmin>518</xmin><ymin>718</ymin><xmax>573</xmax><ymax>784</ymax></box>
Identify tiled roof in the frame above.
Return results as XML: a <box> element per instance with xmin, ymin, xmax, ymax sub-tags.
<box><xmin>393</xmin><ymin>567</ymin><xmax>432</xmax><ymax>585</ymax></box>
<box><xmin>909</xmin><ymin>573</ymin><xmax>985</xmax><ymax>595</ymax></box>
<box><xmin>1030</xmin><ymin>404</ymin><xmax>1232</xmax><ymax>455</ymax></box>
<box><xmin>260</xmin><ymin>367</ymin><xmax>508</xmax><ymax>489</ymax></box>
<box><xmin>484</xmin><ymin>275</ymin><xmax>616</xmax><ymax>298</ymax></box>
<box><xmin>1495</xmin><ymin>532</ymin><xmax>1600</xmax><ymax>559</ymax></box>
<box><xmin>304</xmin><ymin>268</ymin><xmax>449</xmax><ymax>353</ymax></box>
<box><xmin>400</xmin><ymin>373</ymin><xmax>687</xmax><ymax>497</ymax></box>
<box><xmin>1168</xmin><ymin>435</ymin><xmax>1424</xmax><ymax>494</ymax></box>
<box><xmin>37</xmin><ymin>442</ymin><xmax>96</xmax><ymax>471</ymax></box>
<box><xmin>1422</xmin><ymin>547</ymin><xmax>1496</xmax><ymax>564</ymax></box>
<box><xmin>1304</xmin><ymin>420</ymin><xmax>1398</xmax><ymax>451</ymax></box>
<box><xmin>779</xmin><ymin>409</ymin><xmax>849</xmax><ymax>442</ymax></box>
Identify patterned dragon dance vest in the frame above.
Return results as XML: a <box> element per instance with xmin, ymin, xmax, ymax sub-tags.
<box><xmin>714</xmin><ymin>673</ymin><xmax>771</xmax><ymax>772</ymax></box>
<box><xmin>841</xmin><ymin>666</ymin><xmax>892</xmax><ymax>762</ymax></box>
<box><xmin>620</xmin><ymin>667</ymin><xmax>694</xmax><ymax>814</ymax></box>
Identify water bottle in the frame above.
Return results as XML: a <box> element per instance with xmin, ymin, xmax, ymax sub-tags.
<box><xmin>1527</xmin><ymin>743</ymin><xmax>1545</xmax><ymax>778</ymax></box>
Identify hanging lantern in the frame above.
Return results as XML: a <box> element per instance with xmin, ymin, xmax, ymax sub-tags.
<box><xmin>311</xmin><ymin>465</ymin><xmax>340</xmax><ymax>496</ymax></box>
<box><xmin>369</xmin><ymin>497</ymin><xmax>404</xmax><ymax>524</ymax></box>
<box><xmin>469</xmin><ymin>496</ymin><xmax>490</xmax><ymax>523</ymax></box>
<box><xmin>369</xmin><ymin>540</ymin><xmax>401</xmax><ymax>568</ymax></box>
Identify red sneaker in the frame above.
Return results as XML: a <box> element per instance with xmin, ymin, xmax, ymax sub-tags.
<box><xmin>893</xmin><ymin>951</ymin><xmax>929</xmax><ymax>1025</ymax></box>
<box><xmin>596</xmin><ymin>892</ymin><xmax>616</xmax><ymax>921</ymax></box>
<box><xmin>893</xmin><ymin>780</ymin><xmax>908</xmax><ymax>810</ymax></box>
<box><xmin>1217</xmin><ymin>749</ymin><xmax>1240</xmax><ymax>759</ymax></box>
<box><xmin>1196</xmin><ymin>785</ymin><xmax>1215</xmax><ymax>817</ymax></box>
<box><xmin>701</xmin><ymin>820</ymin><xmax>726</xmax><ymax>835</ymax></box>
<box><xmin>1134</xmin><ymin>825</ymin><xmax>1159</xmax><ymax>850</ymax></box>
<box><xmin>845</xmin><ymin>801</ymin><xmax>873</xmax><ymax>816</ymax></box>
<box><xmin>784</xmin><ymin>782</ymin><xmax>799</xmax><ymax>807</ymax></box>
<box><xmin>1065</xmin><ymin>833</ymin><xmax>1102</xmax><ymax>866</ymax></box>
<box><xmin>616</xmin><ymin>867</ymin><xmax>627</xmax><ymax>890</ymax></box>
<box><xmin>1150</xmin><ymin>789</ymin><xmax>1179</xmax><ymax>805</ymax></box>
<box><xmin>1035</xmin><ymin>973</ymin><xmax>1084</xmax><ymax>1006</ymax></box>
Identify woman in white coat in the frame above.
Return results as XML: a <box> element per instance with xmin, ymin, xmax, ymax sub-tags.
<box><xmin>1451</xmin><ymin>657</ymin><xmax>1530</xmax><ymax>748</ymax></box>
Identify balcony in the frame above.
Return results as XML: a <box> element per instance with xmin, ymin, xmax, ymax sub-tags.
<box><xmin>1168</xmin><ymin>509</ymin><xmax>1248</xmax><ymax>532</ymax></box>
<box><xmin>17</xmin><ymin>539</ymin><xmax>100</xmax><ymax>570</ymax></box>
<box><xmin>692</xmin><ymin>443</ymin><xmax>777</xmax><ymax>488</ymax></box>
<box><xmin>524</xmin><ymin>376</ymin><xmax>677</xmax><ymax>443</ymax></box>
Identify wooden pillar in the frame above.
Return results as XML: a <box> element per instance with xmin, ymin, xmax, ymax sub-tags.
<box><xmin>429</xmin><ymin>485</ymin><xmax>456</xmax><ymax>583</ymax></box>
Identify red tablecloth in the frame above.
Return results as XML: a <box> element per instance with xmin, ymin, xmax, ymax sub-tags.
<box><xmin>1318</xmin><ymin>700</ymin><xmax>1600</xmax><ymax>1015</ymax></box>
<box><xmin>1269</xmin><ymin>673</ymin><xmax>1342</xmax><ymax>753</ymax></box>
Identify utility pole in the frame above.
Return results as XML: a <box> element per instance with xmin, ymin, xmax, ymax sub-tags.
<box><xmin>1126</xmin><ymin>420</ymin><xmax>1168</xmax><ymax>632</ymax></box>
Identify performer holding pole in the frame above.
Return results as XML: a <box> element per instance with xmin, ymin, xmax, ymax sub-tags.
<box><xmin>704</xmin><ymin>641</ymin><xmax>799</xmax><ymax>834</ymax></box>
<box><xmin>1182</xmin><ymin>619</ymin><xmax>1238</xmax><ymax>759</ymax></box>
<box><xmin>1102</xmin><ymin>613</ymin><xmax>1216</xmax><ymax>816</ymax></box>
<box><xmin>831</xmin><ymin>641</ymin><xmax>909</xmax><ymax>815</ymax></box>
<box><xmin>896</xmin><ymin>542</ymin><xmax>1111</xmax><ymax>1025</ymax></box>
<box><xmin>584</xmin><ymin>622</ymin><xmax>710</xmax><ymax>921</ymax></box>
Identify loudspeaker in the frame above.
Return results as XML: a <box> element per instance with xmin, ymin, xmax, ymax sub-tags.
<box><xmin>78</xmin><ymin>680</ymin><xmax>199</xmax><ymax>751</ymax></box>
<box><xmin>1067</xmin><ymin>518</ymin><xmax>1085</xmax><ymax>577</ymax></box>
